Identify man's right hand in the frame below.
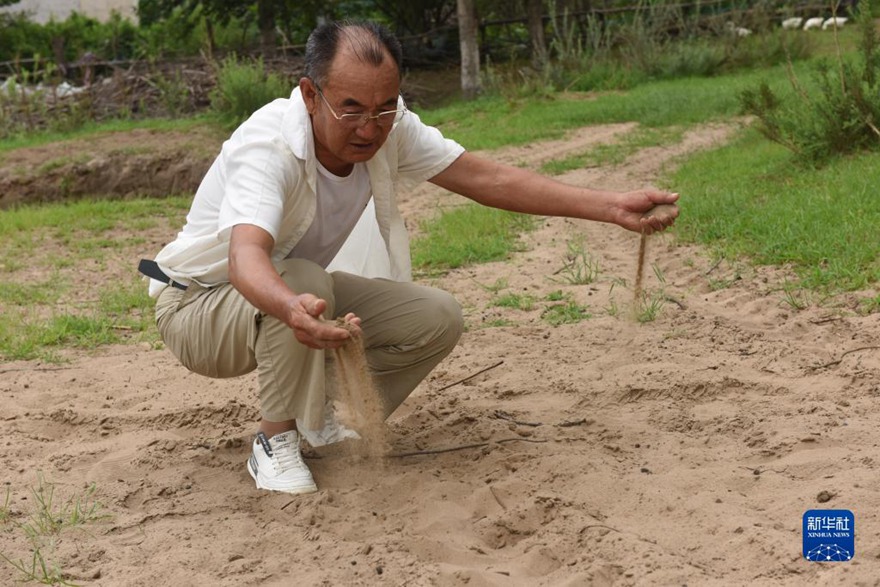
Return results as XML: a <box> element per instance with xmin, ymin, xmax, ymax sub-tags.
<box><xmin>288</xmin><ymin>294</ymin><xmax>361</xmax><ymax>349</ymax></box>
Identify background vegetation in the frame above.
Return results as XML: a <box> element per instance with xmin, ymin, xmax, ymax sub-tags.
<box><xmin>2</xmin><ymin>1</ymin><xmax>880</xmax><ymax>363</ymax></box>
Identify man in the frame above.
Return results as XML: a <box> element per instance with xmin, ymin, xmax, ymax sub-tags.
<box><xmin>142</xmin><ymin>20</ymin><xmax>678</xmax><ymax>495</ymax></box>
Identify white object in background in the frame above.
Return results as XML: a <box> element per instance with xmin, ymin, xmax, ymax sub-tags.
<box><xmin>803</xmin><ymin>17</ymin><xmax>824</xmax><ymax>30</ymax></box>
<box><xmin>781</xmin><ymin>17</ymin><xmax>803</xmax><ymax>30</ymax></box>
<box><xmin>823</xmin><ymin>17</ymin><xmax>848</xmax><ymax>30</ymax></box>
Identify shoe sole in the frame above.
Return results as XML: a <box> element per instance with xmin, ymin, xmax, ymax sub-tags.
<box><xmin>247</xmin><ymin>457</ymin><xmax>318</xmax><ymax>495</ymax></box>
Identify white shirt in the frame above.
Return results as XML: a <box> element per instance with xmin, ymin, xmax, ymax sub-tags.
<box><xmin>149</xmin><ymin>86</ymin><xmax>464</xmax><ymax>296</ymax></box>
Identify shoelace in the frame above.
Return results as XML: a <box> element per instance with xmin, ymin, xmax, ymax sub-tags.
<box><xmin>270</xmin><ymin>440</ymin><xmax>304</xmax><ymax>472</ymax></box>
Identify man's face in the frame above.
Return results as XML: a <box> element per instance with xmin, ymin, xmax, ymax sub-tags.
<box><xmin>302</xmin><ymin>48</ymin><xmax>400</xmax><ymax>176</ymax></box>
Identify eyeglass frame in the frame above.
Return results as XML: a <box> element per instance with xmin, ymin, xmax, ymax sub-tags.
<box><xmin>312</xmin><ymin>82</ymin><xmax>408</xmax><ymax>128</ymax></box>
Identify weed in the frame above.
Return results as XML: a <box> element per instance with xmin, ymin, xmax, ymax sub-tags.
<box><xmin>635</xmin><ymin>290</ymin><xmax>666</xmax><ymax>323</ymax></box>
<box><xmin>858</xmin><ymin>293</ymin><xmax>880</xmax><ymax>314</ymax></box>
<box><xmin>484</xmin><ymin>318</ymin><xmax>515</xmax><ymax>328</ymax></box>
<box><xmin>542</xmin><ymin>297</ymin><xmax>591</xmax><ymax>326</ymax></box>
<box><xmin>556</xmin><ymin>238</ymin><xmax>600</xmax><ymax>285</ymax></box>
<box><xmin>780</xmin><ymin>282</ymin><xmax>810</xmax><ymax>310</ymax></box>
<box><xmin>493</xmin><ymin>292</ymin><xmax>537</xmax><ymax>311</ymax></box>
<box><xmin>0</xmin><ymin>477</ymin><xmax>108</xmax><ymax>587</ymax></box>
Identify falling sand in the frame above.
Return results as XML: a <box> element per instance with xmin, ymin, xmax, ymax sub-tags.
<box><xmin>330</xmin><ymin>319</ymin><xmax>391</xmax><ymax>458</ymax></box>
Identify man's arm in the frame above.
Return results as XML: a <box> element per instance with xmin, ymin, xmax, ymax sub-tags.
<box><xmin>429</xmin><ymin>152</ymin><xmax>679</xmax><ymax>234</ymax></box>
<box><xmin>228</xmin><ymin>224</ymin><xmax>359</xmax><ymax>349</ymax></box>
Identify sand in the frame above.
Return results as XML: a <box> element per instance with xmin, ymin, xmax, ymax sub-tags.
<box><xmin>2</xmin><ymin>120</ymin><xmax>880</xmax><ymax>585</ymax></box>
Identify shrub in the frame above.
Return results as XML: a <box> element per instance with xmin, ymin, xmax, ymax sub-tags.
<box><xmin>209</xmin><ymin>54</ymin><xmax>291</xmax><ymax>126</ymax></box>
<box><xmin>740</xmin><ymin>5</ymin><xmax>880</xmax><ymax>164</ymax></box>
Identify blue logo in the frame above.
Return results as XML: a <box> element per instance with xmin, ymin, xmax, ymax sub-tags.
<box><xmin>803</xmin><ymin>509</ymin><xmax>854</xmax><ymax>562</ymax></box>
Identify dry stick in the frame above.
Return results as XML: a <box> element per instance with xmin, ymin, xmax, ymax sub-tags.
<box><xmin>433</xmin><ymin>360</ymin><xmax>504</xmax><ymax>393</ymax></box>
<box><xmin>389</xmin><ymin>437</ymin><xmax>547</xmax><ymax>458</ymax></box>
<box><xmin>813</xmin><ymin>346</ymin><xmax>880</xmax><ymax>370</ymax></box>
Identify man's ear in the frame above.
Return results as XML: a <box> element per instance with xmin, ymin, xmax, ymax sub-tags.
<box><xmin>299</xmin><ymin>77</ymin><xmax>318</xmax><ymax>113</ymax></box>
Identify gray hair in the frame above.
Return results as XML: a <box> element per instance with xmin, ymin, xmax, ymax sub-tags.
<box><xmin>304</xmin><ymin>21</ymin><xmax>403</xmax><ymax>88</ymax></box>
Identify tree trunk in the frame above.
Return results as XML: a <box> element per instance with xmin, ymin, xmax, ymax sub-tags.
<box><xmin>457</xmin><ymin>0</ymin><xmax>480</xmax><ymax>100</ymax></box>
<box><xmin>258</xmin><ymin>1</ymin><xmax>277</xmax><ymax>59</ymax></box>
<box><xmin>527</xmin><ymin>0</ymin><xmax>547</xmax><ymax>69</ymax></box>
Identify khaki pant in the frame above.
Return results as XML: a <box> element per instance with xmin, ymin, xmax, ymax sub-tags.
<box><xmin>155</xmin><ymin>258</ymin><xmax>463</xmax><ymax>430</ymax></box>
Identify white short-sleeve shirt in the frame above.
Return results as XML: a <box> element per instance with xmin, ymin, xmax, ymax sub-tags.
<box><xmin>149</xmin><ymin>87</ymin><xmax>464</xmax><ymax>296</ymax></box>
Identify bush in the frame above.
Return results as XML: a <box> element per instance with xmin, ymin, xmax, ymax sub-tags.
<box><xmin>740</xmin><ymin>6</ymin><xmax>880</xmax><ymax>164</ymax></box>
<box><xmin>209</xmin><ymin>55</ymin><xmax>291</xmax><ymax>126</ymax></box>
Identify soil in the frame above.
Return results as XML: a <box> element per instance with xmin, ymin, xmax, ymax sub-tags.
<box><xmin>2</xmin><ymin>117</ymin><xmax>879</xmax><ymax>586</ymax></box>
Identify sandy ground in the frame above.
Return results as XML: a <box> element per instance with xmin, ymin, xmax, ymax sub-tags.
<box><xmin>2</xmin><ymin>119</ymin><xmax>880</xmax><ymax>586</ymax></box>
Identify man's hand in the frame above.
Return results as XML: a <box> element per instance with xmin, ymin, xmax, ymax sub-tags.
<box><xmin>614</xmin><ymin>190</ymin><xmax>680</xmax><ymax>235</ymax></box>
<box><xmin>287</xmin><ymin>294</ymin><xmax>362</xmax><ymax>349</ymax></box>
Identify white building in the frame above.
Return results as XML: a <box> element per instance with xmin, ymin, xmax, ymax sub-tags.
<box><xmin>0</xmin><ymin>0</ymin><xmax>138</xmax><ymax>23</ymax></box>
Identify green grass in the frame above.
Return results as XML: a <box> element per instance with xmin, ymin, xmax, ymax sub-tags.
<box><xmin>0</xmin><ymin>115</ymin><xmax>220</xmax><ymax>155</ymax></box>
<box><xmin>1</xmin><ymin>476</ymin><xmax>108</xmax><ymax>586</ymax></box>
<box><xmin>541</xmin><ymin>126</ymin><xmax>684</xmax><ymax>175</ymax></box>
<box><xmin>669</xmin><ymin>128</ymin><xmax>880</xmax><ymax>291</ymax></box>
<box><xmin>411</xmin><ymin>203</ymin><xmax>538</xmax><ymax>273</ymax></box>
<box><xmin>0</xmin><ymin>197</ymin><xmax>190</xmax><ymax>361</ymax></box>
<box><xmin>419</xmin><ymin>62</ymin><xmax>813</xmax><ymax>150</ymax></box>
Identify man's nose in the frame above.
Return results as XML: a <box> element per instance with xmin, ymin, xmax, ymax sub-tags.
<box><xmin>355</xmin><ymin>119</ymin><xmax>382</xmax><ymax>139</ymax></box>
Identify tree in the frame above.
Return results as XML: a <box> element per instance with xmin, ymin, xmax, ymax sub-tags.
<box><xmin>526</xmin><ymin>0</ymin><xmax>547</xmax><ymax>68</ymax></box>
<box><xmin>457</xmin><ymin>0</ymin><xmax>480</xmax><ymax>99</ymax></box>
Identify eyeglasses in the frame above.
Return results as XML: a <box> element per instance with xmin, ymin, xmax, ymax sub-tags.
<box><xmin>315</xmin><ymin>85</ymin><xmax>407</xmax><ymax>128</ymax></box>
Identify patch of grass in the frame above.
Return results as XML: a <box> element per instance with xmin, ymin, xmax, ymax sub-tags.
<box><xmin>541</xmin><ymin>127</ymin><xmax>685</xmax><ymax>175</ymax></box>
<box><xmin>420</xmin><ymin>62</ymin><xmax>811</xmax><ymax>150</ymax></box>
<box><xmin>635</xmin><ymin>291</ymin><xmax>666</xmax><ymax>323</ymax></box>
<box><xmin>484</xmin><ymin>318</ymin><xmax>515</xmax><ymax>328</ymax></box>
<box><xmin>554</xmin><ymin>237</ymin><xmax>601</xmax><ymax>285</ymax></box>
<box><xmin>411</xmin><ymin>203</ymin><xmax>538</xmax><ymax>273</ymax></box>
<box><xmin>1</xmin><ymin>476</ymin><xmax>108</xmax><ymax>587</ymax></box>
<box><xmin>492</xmin><ymin>292</ymin><xmax>537</xmax><ymax>311</ymax></box>
<box><xmin>541</xmin><ymin>294</ymin><xmax>591</xmax><ymax>326</ymax></box>
<box><xmin>0</xmin><ymin>197</ymin><xmax>185</xmax><ymax>361</ymax></box>
<box><xmin>669</xmin><ymin>127</ymin><xmax>880</xmax><ymax>292</ymax></box>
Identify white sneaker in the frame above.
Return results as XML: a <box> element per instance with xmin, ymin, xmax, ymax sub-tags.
<box><xmin>297</xmin><ymin>403</ymin><xmax>361</xmax><ymax>448</ymax></box>
<box><xmin>247</xmin><ymin>431</ymin><xmax>317</xmax><ymax>494</ymax></box>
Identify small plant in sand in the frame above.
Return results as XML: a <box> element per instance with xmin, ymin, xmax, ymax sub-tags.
<box><xmin>632</xmin><ymin>264</ymin><xmax>669</xmax><ymax>323</ymax></box>
<box><xmin>635</xmin><ymin>289</ymin><xmax>666</xmax><ymax>323</ymax></box>
<box><xmin>555</xmin><ymin>237</ymin><xmax>600</xmax><ymax>285</ymax></box>
<box><xmin>492</xmin><ymin>292</ymin><xmax>537</xmax><ymax>311</ymax></box>
<box><xmin>858</xmin><ymin>293</ymin><xmax>880</xmax><ymax>315</ymax></box>
<box><xmin>541</xmin><ymin>291</ymin><xmax>591</xmax><ymax>326</ymax></box>
<box><xmin>0</xmin><ymin>476</ymin><xmax>108</xmax><ymax>587</ymax></box>
<box><xmin>780</xmin><ymin>281</ymin><xmax>810</xmax><ymax>310</ymax></box>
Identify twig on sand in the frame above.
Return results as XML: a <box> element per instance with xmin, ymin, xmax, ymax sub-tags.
<box><xmin>812</xmin><ymin>345</ymin><xmax>880</xmax><ymax>370</ymax></box>
<box><xmin>705</xmin><ymin>256</ymin><xmax>724</xmax><ymax>276</ymax></box>
<box><xmin>0</xmin><ymin>366</ymin><xmax>75</xmax><ymax>374</ymax></box>
<box><xmin>389</xmin><ymin>437</ymin><xmax>547</xmax><ymax>458</ymax></box>
<box><xmin>433</xmin><ymin>360</ymin><xmax>504</xmax><ymax>393</ymax></box>
<box><xmin>493</xmin><ymin>410</ymin><xmax>542</xmax><ymax>427</ymax></box>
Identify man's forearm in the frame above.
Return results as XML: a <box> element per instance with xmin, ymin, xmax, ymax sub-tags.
<box><xmin>431</xmin><ymin>152</ymin><xmax>618</xmax><ymax>222</ymax></box>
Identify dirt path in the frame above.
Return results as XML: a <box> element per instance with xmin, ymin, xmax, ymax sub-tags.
<box><xmin>2</xmin><ymin>122</ymin><xmax>878</xmax><ymax>586</ymax></box>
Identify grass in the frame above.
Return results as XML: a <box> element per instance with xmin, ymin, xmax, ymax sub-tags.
<box><xmin>411</xmin><ymin>203</ymin><xmax>538</xmax><ymax>273</ymax></box>
<box><xmin>0</xmin><ymin>196</ymin><xmax>191</xmax><ymax>361</ymax></box>
<box><xmin>418</xmin><ymin>59</ymin><xmax>825</xmax><ymax>151</ymax></box>
<box><xmin>0</xmin><ymin>115</ymin><xmax>220</xmax><ymax>156</ymax></box>
<box><xmin>0</xmin><ymin>476</ymin><xmax>108</xmax><ymax>586</ymax></box>
<box><xmin>669</xmin><ymin>127</ymin><xmax>880</xmax><ymax>292</ymax></box>
<box><xmin>541</xmin><ymin>126</ymin><xmax>685</xmax><ymax>175</ymax></box>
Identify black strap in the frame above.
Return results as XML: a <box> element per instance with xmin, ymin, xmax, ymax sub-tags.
<box><xmin>138</xmin><ymin>259</ymin><xmax>188</xmax><ymax>290</ymax></box>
